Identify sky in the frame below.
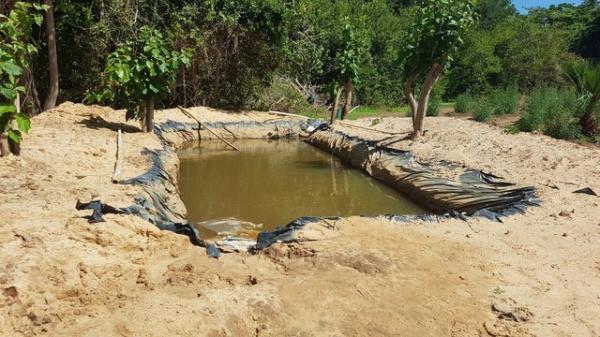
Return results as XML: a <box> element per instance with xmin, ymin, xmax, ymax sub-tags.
<box><xmin>513</xmin><ymin>0</ymin><xmax>583</xmax><ymax>13</ymax></box>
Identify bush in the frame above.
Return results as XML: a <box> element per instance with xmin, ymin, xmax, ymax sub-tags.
<box><xmin>427</xmin><ymin>78</ymin><xmax>447</xmax><ymax>117</ymax></box>
<box><xmin>253</xmin><ymin>76</ymin><xmax>327</xmax><ymax>118</ymax></box>
<box><xmin>473</xmin><ymin>99</ymin><xmax>494</xmax><ymax>122</ymax></box>
<box><xmin>455</xmin><ymin>93</ymin><xmax>477</xmax><ymax>113</ymax></box>
<box><xmin>488</xmin><ymin>87</ymin><xmax>520</xmax><ymax>115</ymax></box>
<box><xmin>427</xmin><ymin>95</ymin><xmax>441</xmax><ymax>116</ymax></box>
<box><xmin>518</xmin><ymin>88</ymin><xmax>582</xmax><ymax>139</ymax></box>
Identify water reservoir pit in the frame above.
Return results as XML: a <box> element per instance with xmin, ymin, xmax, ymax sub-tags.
<box><xmin>178</xmin><ymin>140</ymin><xmax>425</xmax><ymax>239</ymax></box>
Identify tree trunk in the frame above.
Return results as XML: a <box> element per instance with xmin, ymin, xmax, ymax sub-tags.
<box><xmin>341</xmin><ymin>79</ymin><xmax>353</xmax><ymax>120</ymax></box>
<box><xmin>580</xmin><ymin>96</ymin><xmax>599</xmax><ymax>136</ymax></box>
<box><xmin>43</xmin><ymin>0</ymin><xmax>59</xmax><ymax>111</ymax></box>
<box><xmin>9</xmin><ymin>94</ymin><xmax>21</xmax><ymax>155</ymax></box>
<box><xmin>143</xmin><ymin>97</ymin><xmax>155</xmax><ymax>133</ymax></box>
<box><xmin>139</xmin><ymin>103</ymin><xmax>147</xmax><ymax>132</ymax></box>
<box><xmin>0</xmin><ymin>133</ymin><xmax>8</xmax><ymax>157</ymax></box>
<box><xmin>22</xmin><ymin>68</ymin><xmax>42</xmax><ymax>116</ymax></box>
<box><xmin>412</xmin><ymin>63</ymin><xmax>443</xmax><ymax>139</ymax></box>
<box><xmin>403</xmin><ymin>76</ymin><xmax>417</xmax><ymax>121</ymax></box>
<box><xmin>330</xmin><ymin>87</ymin><xmax>343</xmax><ymax>124</ymax></box>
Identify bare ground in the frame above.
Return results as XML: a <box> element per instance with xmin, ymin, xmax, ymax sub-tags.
<box><xmin>1</xmin><ymin>103</ymin><xmax>599</xmax><ymax>337</ymax></box>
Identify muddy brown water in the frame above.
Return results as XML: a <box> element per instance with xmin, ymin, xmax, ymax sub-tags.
<box><xmin>178</xmin><ymin>140</ymin><xmax>425</xmax><ymax>238</ymax></box>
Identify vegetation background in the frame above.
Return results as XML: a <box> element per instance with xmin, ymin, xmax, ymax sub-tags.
<box><xmin>2</xmin><ymin>0</ymin><xmax>600</xmax><ymax>144</ymax></box>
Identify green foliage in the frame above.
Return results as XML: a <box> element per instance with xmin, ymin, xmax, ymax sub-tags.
<box><xmin>564</xmin><ymin>59</ymin><xmax>600</xmax><ymax>134</ymax></box>
<box><xmin>464</xmin><ymin>87</ymin><xmax>520</xmax><ymax>122</ymax></box>
<box><xmin>0</xmin><ymin>1</ymin><xmax>46</xmax><ymax>143</ymax></box>
<box><xmin>88</xmin><ymin>26</ymin><xmax>191</xmax><ymax>119</ymax></box>
<box><xmin>573</xmin><ymin>9</ymin><xmax>600</xmax><ymax>60</ymax></box>
<box><xmin>472</xmin><ymin>99</ymin><xmax>493</xmax><ymax>122</ymax></box>
<box><xmin>336</xmin><ymin>19</ymin><xmax>363</xmax><ymax>83</ymax></box>
<box><xmin>9</xmin><ymin>0</ymin><xmax>598</xmax><ymax>120</ymax></box>
<box><xmin>401</xmin><ymin>0</ymin><xmax>478</xmax><ymax>77</ymax></box>
<box><xmin>494</xmin><ymin>18</ymin><xmax>576</xmax><ymax>90</ymax></box>
<box><xmin>347</xmin><ymin>105</ymin><xmax>409</xmax><ymax>120</ymax></box>
<box><xmin>454</xmin><ymin>93</ymin><xmax>477</xmax><ymax>113</ymax></box>
<box><xmin>517</xmin><ymin>88</ymin><xmax>583</xmax><ymax>139</ymax></box>
<box><xmin>449</xmin><ymin>16</ymin><xmax>576</xmax><ymax>98</ymax></box>
<box><xmin>253</xmin><ymin>76</ymin><xmax>327</xmax><ymax>119</ymax></box>
<box><xmin>487</xmin><ymin>87</ymin><xmax>520</xmax><ymax>115</ymax></box>
<box><xmin>427</xmin><ymin>78</ymin><xmax>447</xmax><ymax>117</ymax></box>
<box><xmin>445</xmin><ymin>29</ymin><xmax>502</xmax><ymax>97</ymax></box>
<box><xmin>286</xmin><ymin>0</ymin><xmax>406</xmax><ymax>107</ymax></box>
<box><xmin>564</xmin><ymin>60</ymin><xmax>600</xmax><ymax>100</ymax></box>
<box><xmin>475</xmin><ymin>0</ymin><xmax>517</xmax><ymax>30</ymax></box>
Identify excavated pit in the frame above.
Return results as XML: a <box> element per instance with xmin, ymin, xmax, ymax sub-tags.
<box><xmin>177</xmin><ymin>139</ymin><xmax>425</xmax><ymax>239</ymax></box>
<box><xmin>124</xmin><ymin>115</ymin><xmax>537</xmax><ymax>250</ymax></box>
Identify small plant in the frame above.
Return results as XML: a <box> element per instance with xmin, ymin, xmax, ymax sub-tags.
<box><xmin>488</xmin><ymin>87</ymin><xmax>520</xmax><ymax>115</ymax></box>
<box><xmin>426</xmin><ymin>77</ymin><xmax>446</xmax><ymax>117</ymax></box>
<box><xmin>253</xmin><ymin>77</ymin><xmax>327</xmax><ymax>119</ymax></box>
<box><xmin>88</xmin><ymin>26</ymin><xmax>191</xmax><ymax>132</ymax></box>
<box><xmin>564</xmin><ymin>60</ymin><xmax>600</xmax><ymax>136</ymax></box>
<box><xmin>493</xmin><ymin>287</ymin><xmax>506</xmax><ymax>295</ymax></box>
<box><xmin>0</xmin><ymin>2</ymin><xmax>47</xmax><ymax>156</ymax></box>
<box><xmin>473</xmin><ymin>99</ymin><xmax>493</xmax><ymax>122</ymax></box>
<box><xmin>504</xmin><ymin>125</ymin><xmax>520</xmax><ymax>134</ymax></box>
<box><xmin>454</xmin><ymin>93</ymin><xmax>477</xmax><ymax>113</ymax></box>
<box><xmin>517</xmin><ymin>88</ymin><xmax>582</xmax><ymax>139</ymax></box>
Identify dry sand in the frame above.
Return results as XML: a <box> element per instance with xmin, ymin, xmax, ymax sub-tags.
<box><xmin>1</xmin><ymin>103</ymin><xmax>599</xmax><ymax>337</ymax></box>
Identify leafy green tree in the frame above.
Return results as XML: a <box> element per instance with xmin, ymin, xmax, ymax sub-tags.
<box><xmin>493</xmin><ymin>17</ymin><xmax>576</xmax><ymax>90</ymax></box>
<box><xmin>448</xmin><ymin>14</ymin><xmax>579</xmax><ymax>98</ymax></box>
<box><xmin>400</xmin><ymin>0</ymin><xmax>477</xmax><ymax>138</ymax></box>
<box><xmin>476</xmin><ymin>0</ymin><xmax>516</xmax><ymax>30</ymax></box>
<box><xmin>0</xmin><ymin>1</ymin><xmax>46</xmax><ymax>156</ymax></box>
<box><xmin>89</xmin><ymin>26</ymin><xmax>191</xmax><ymax>132</ymax></box>
<box><xmin>445</xmin><ymin>29</ymin><xmax>501</xmax><ymax>96</ymax></box>
<box><xmin>565</xmin><ymin>60</ymin><xmax>600</xmax><ymax>135</ymax></box>
<box><xmin>43</xmin><ymin>0</ymin><xmax>59</xmax><ymax>110</ymax></box>
<box><xmin>330</xmin><ymin>20</ymin><xmax>363</xmax><ymax>123</ymax></box>
<box><xmin>573</xmin><ymin>9</ymin><xmax>600</xmax><ymax>60</ymax></box>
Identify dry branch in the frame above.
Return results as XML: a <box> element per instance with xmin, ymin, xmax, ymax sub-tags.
<box><xmin>111</xmin><ymin>128</ymin><xmax>122</xmax><ymax>183</ymax></box>
<box><xmin>177</xmin><ymin>106</ymin><xmax>240</xmax><ymax>151</ymax></box>
<box><xmin>336</xmin><ymin>121</ymin><xmax>403</xmax><ymax>136</ymax></box>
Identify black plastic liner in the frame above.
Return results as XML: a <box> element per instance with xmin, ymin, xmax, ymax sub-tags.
<box><xmin>75</xmin><ymin>198</ymin><xmax>203</xmax><ymax>246</ymax></box>
<box><xmin>104</xmin><ymin>116</ymin><xmax>540</xmax><ymax>253</ymax></box>
<box><xmin>252</xmin><ymin>126</ymin><xmax>540</xmax><ymax>251</ymax></box>
<box><xmin>156</xmin><ymin>119</ymin><xmax>306</xmax><ymax>142</ymax></box>
<box><xmin>306</xmin><ymin>129</ymin><xmax>540</xmax><ymax>215</ymax></box>
<box><xmin>105</xmin><ymin>118</ymin><xmax>310</xmax><ymax>251</ymax></box>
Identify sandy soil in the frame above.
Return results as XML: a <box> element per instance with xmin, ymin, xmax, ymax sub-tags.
<box><xmin>1</xmin><ymin>103</ymin><xmax>599</xmax><ymax>337</ymax></box>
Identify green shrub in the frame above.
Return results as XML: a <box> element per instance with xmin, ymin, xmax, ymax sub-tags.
<box><xmin>253</xmin><ymin>76</ymin><xmax>327</xmax><ymax>119</ymax></box>
<box><xmin>488</xmin><ymin>87</ymin><xmax>520</xmax><ymax>115</ymax></box>
<box><xmin>427</xmin><ymin>95</ymin><xmax>441</xmax><ymax>116</ymax></box>
<box><xmin>455</xmin><ymin>93</ymin><xmax>477</xmax><ymax>113</ymax></box>
<box><xmin>518</xmin><ymin>88</ymin><xmax>582</xmax><ymax>139</ymax></box>
<box><xmin>473</xmin><ymin>99</ymin><xmax>493</xmax><ymax>122</ymax></box>
<box><xmin>427</xmin><ymin>78</ymin><xmax>447</xmax><ymax>117</ymax></box>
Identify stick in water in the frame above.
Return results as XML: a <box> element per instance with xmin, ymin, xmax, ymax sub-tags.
<box><xmin>177</xmin><ymin>106</ymin><xmax>240</xmax><ymax>152</ymax></box>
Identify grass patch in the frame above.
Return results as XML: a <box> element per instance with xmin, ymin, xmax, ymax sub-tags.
<box><xmin>454</xmin><ymin>93</ymin><xmax>477</xmax><ymax>113</ymax></box>
<box><xmin>517</xmin><ymin>88</ymin><xmax>583</xmax><ymax>140</ymax></box>
<box><xmin>456</xmin><ymin>87</ymin><xmax>520</xmax><ymax>120</ymax></box>
<box><xmin>488</xmin><ymin>87</ymin><xmax>520</xmax><ymax>115</ymax></box>
<box><xmin>473</xmin><ymin>99</ymin><xmax>494</xmax><ymax>122</ymax></box>
<box><xmin>253</xmin><ymin>76</ymin><xmax>329</xmax><ymax>119</ymax></box>
<box><xmin>347</xmin><ymin>106</ymin><xmax>409</xmax><ymax>120</ymax></box>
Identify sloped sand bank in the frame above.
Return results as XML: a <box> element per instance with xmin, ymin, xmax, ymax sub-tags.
<box><xmin>1</xmin><ymin>103</ymin><xmax>599</xmax><ymax>337</ymax></box>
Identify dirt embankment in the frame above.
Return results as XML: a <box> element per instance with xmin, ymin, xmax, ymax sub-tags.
<box><xmin>1</xmin><ymin>103</ymin><xmax>599</xmax><ymax>337</ymax></box>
